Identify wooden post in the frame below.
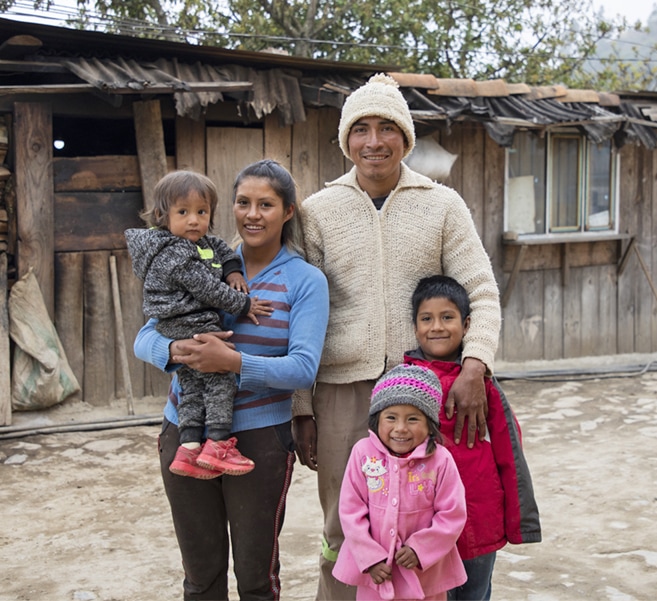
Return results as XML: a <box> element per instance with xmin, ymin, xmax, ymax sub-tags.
<box><xmin>133</xmin><ymin>99</ymin><xmax>168</xmax><ymax>213</ymax></box>
<box><xmin>113</xmin><ymin>249</ymin><xmax>146</xmax><ymax>399</ymax></box>
<box><xmin>83</xmin><ymin>251</ymin><xmax>114</xmax><ymax>406</ymax></box>
<box><xmin>14</xmin><ymin>102</ymin><xmax>55</xmax><ymax>319</ymax></box>
<box><xmin>55</xmin><ymin>251</ymin><xmax>84</xmax><ymax>401</ymax></box>
<box><xmin>0</xmin><ymin>252</ymin><xmax>10</xmax><ymax>425</ymax></box>
<box><xmin>110</xmin><ymin>255</ymin><xmax>134</xmax><ymax>415</ymax></box>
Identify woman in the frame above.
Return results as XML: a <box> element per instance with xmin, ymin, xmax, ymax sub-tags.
<box><xmin>134</xmin><ymin>159</ymin><xmax>329</xmax><ymax>600</ymax></box>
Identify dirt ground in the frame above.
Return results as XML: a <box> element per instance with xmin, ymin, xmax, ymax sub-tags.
<box><xmin>1</xmin><ymin>354</ymin><xmax>656</xmax><ymax>601</ymax></box>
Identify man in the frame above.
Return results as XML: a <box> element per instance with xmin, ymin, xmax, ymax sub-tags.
<box><xmin>293</xmin><ymin>73</ymin><xmax>501</xmax><ymax>601</ymax></box>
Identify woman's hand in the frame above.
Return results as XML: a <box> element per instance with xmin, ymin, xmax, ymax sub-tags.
<box><xmin>170</xmin><ymin>331</ymin><xmax>240</xmax><ymax>374</ymax></box>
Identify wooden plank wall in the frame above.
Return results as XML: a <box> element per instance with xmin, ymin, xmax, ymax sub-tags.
<box><xmin>206</xmin><ymin>126</ymin><xmax>264</xmax><ymax>242</ymax></box>
<box><xmin>0</xmin><ymin>252</ymin><xmax>10</xmax><ymax>425</ymax></box>
<box><xmin>634</xmin><ymin>143</ymin><xmax>655</xmax><ymax>352</ymax></box>
<box><xmin>14</xmin><ymin>102</ymin><xmax>55</xmax><ymax>319</ymax></box>
<box><xmin>48</xmin><ymin>107</ymin><xmax>346</xmax><ymax>406</ymax></box>
<box><xmin>53</xmin><ymin>155</ymin><xmax>171</xmax><ymax>405</ymax></box>
<box><xmin>652</xmin><ymin>148</ymin><xmax>657</xmax><ymax>351</ymax></box>
<box><xmin>440</xmin><ymin>122</ymin><xmax>656</xmax><ymax>364</ymax></box>
<box><xmin>204</xmin><ymin>107</ymin><xmax>345</xmax><ymax>244</ymax></box>
<box><xmin>16</xmin><ymin>108</ymin><xmax>657</xmax><ymax>411</ymax></box>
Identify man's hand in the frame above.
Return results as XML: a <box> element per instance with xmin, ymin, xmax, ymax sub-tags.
<box><xmin>444</xmin><ymin>357</ymin><xmax>488</xmax><ymax>447</ymax></box>
<box><xmin>292</xmin><ymin>415</ymin><xmax>318</xmax><ymax>471</ymax></box>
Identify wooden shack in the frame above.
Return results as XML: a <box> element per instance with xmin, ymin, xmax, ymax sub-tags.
<box><xmin>0</xmin><ymin>17</ymin><xmax>655</xmax><ymax>423</ymax></box>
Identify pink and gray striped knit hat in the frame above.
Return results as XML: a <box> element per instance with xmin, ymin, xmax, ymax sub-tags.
<box><xmin>369</xmin><ymin>364</ymin><xmax>442</xmax><ymax>426</ymax></box>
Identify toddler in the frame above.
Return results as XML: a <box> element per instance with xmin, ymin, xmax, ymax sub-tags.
<box><xmin>126</xmin><ymin>170</ymin><xmax>271</xmax><ymax>479</ymax></box>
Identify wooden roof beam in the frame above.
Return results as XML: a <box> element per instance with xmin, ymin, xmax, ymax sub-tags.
<box><xmin>0</xmin><ymin>58</ymin><xmax>68</xmax><ymax>73</ymax></box>
<box><xmin>0</xmin><ymin>81</ymin><xmax>253</xmax><ymax>95</ymax></box>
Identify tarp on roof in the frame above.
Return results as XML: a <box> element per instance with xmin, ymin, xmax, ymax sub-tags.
<box><xmin>618</xmin><ymin>102</ymin><xmax>657</xmax><ymax>150</ymax></box>
<box><xmin>401</xmin><ymin>90</ymin><xmax>628</xmax><ymax>147</ymax></box>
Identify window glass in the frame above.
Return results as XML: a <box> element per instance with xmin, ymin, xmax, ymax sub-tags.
<box><xmin>507</xmin><ymin>132</ymin><xmax>546</xmax><ymax>234</ymax></box>
<box><xmin>550</xmin><ymin>135</ymin><xmax>580</xmax><ymax>231</ymax></box>
<box><xmin>587</xmin><ymin>143</ymin><xmax>613</xmax><ymax>230</ymax></box>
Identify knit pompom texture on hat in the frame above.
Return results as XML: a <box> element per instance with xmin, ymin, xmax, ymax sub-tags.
<box><xmin>369</xmin><ymin>364</ymin><xmax>442</xmax><ymax>426</ymax></box>
<box><xmin>338</xmin><ymin>73</ymin><xmax>416</xmax><ymax>160</ymax></box>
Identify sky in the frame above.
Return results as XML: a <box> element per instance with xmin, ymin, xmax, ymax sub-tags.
<box><xmin>593</xmin><ymin>0</ymin><xmax>656</xmax><ymax>25</ymax></box>
<box><xmin>3</xmin><ymin>0</ymin><xmax>656</xmax><ymax>36</ymax></box>
<box><xmin>5</xmin><ymin>0</ymin><xmax>657</xmax><ymax>28</ymax></box>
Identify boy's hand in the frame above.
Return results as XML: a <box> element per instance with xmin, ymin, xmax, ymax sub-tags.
<box><xmin>246</xmin><ymin>296</ymin><xmax>273</xmax><ymax>325</ymax></box>
<box><xmin>367</xmin><ymin>561</ymin><xmax>392</xmax><ymax>584</ymax></box>
<box><xmin>445</xmin><ymin>357</ymin><xmax>487</xmax><ymax>447</ymax></box>
<box><xmin>226</xmin><ymin>272</ymin><xmax>249</xmax><ymax>292</ymax></box>
<box><xmin>395</xmin><ymin>545</ymin><xmax>419</xmax><ymax>569</ymax></box>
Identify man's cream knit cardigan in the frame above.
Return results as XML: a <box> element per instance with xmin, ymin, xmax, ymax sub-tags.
<box><xmin>296</xmin><ymin>163</ymin><xmax>501</xmax><ymax>414</ymax></box>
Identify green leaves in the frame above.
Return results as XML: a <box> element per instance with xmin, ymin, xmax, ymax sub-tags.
<box><xmin>5</xmin><ymin>0</ymin><xmax>653</xmax><ymax>91</ymax></box>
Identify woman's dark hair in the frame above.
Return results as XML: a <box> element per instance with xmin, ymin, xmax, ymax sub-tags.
<box><xmin>412</xmin><ymin>275</ymin><xmax>470</xmax><ymax>324</ymax></box>
<box><xmin>368</xmin><ymin>411</ymin><xmax>442</xmax><ymax>454</ymax></box>
<box><xmin>232</xmin><ymin>159</ymin><xmax>304</xmax><ymax>255</ymax></box>
<box><xmin>140</xmin><ymin>170</ymin><xmax>219</xmax><ymax>230</ymax></box>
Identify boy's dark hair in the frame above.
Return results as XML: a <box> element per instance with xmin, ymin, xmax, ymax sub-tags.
<box><xmin>412</xmin><ymin>275</ymin><xmax>470</xmax><ymax>324</ymax></box>
<box><xmin>368</xmin><ymin>412</ymin><xmax>442</xmax><ymax>454</ymax></box>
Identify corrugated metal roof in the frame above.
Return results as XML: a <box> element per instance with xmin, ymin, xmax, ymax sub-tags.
<box><xmin>61</xmin><ymin>57</ymin><xmax>306</xmax><ymax>123</ymax></box>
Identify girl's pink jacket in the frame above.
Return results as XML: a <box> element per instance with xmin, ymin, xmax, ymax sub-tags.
<box><xmin>333</xmin><ymin>431</ymin><xmax>467</xmax><ymax>600</ymax></box>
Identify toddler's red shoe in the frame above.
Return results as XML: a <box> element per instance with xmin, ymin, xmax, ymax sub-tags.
<box><xmin>196</xmin><ymin>437</ymin><xmax>255</xmax><ymax>475</ymax></box>
<box><xmin>169</xmin><ymin>445</ymin><xmax>224</xmax><ymax>479</ymax></box>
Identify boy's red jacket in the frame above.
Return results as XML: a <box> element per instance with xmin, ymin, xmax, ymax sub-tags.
<box><xmin>405</xmin><ymin>350</ymin><xmax>542</xmax><ymax>560</ymax></box>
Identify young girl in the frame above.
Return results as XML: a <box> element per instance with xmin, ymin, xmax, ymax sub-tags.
<box><xmin>333</xmin><ymin>363</ymin><xmax>467</xmax><ymax>601</ymax></box>
<box><xmin>126</xmin><ymin>170</ymin><xmax>272</xmax><ymax>479</ymax></box>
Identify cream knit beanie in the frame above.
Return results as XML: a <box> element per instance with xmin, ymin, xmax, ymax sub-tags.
<box><xmin>338</xmin><ymin>73</ymin><xmax>416</xmax><ymax>160</ymax></box>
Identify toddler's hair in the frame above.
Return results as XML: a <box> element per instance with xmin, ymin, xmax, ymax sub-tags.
<box><xmin>412</xmin><ymin>275</ymin><xmax>470</xmax><ymax>324</ymax></box>
<box><xmin>140</xmin><ymin>170</ymin><xmax>219</xmax><ymax>230</ymax></box>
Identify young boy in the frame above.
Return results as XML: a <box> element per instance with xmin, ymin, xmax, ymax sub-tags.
<box><xmin>405</xmin><ymin>275</ymin><xmax>542</xmax><ymax>601</ymax></box>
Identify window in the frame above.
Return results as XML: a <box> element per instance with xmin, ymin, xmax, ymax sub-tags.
<box><xmin>505</xmin><ymin>129</ymin><xmax>618</xmax><ymax>237</ymax></box>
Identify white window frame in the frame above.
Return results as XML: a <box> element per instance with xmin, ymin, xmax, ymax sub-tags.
<box><xmin>504</xmin><ymin>128</ymin><xmax>620</xmax><ymax>242</ymax></box>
